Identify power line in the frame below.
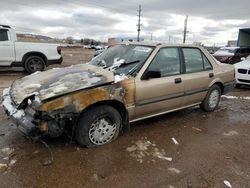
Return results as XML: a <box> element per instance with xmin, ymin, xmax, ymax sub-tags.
<box><xmin>137</xmin><ymin>5</ymin><xmax>142</xmax><ymax>42</ymax></box>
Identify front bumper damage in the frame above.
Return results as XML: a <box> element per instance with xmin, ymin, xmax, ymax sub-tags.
<box><xmin>2</xmin><ymin>88</ymin><xmax>38</xmax><ymax>135</ymax></box>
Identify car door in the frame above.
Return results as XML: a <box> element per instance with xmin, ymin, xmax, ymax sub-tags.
<box><xmin>0</xmin><ymin>29</ymin><xmax>15</xmax><ymax>66</ymax></box>
<box><xmin>134</xmin><ymin>47</ymin><xmax>185</xmax><ymax>119</ymax></box>
<box><xmin>181</xmin><ymin>47</ymin><xmax>214</xmax><ymax>106</ymax></box>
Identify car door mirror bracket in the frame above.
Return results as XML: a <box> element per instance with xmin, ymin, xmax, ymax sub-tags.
<box><xmin>142</xmin><ymin>70</ymin><xmax>161</xmax><ymax>80</ymax></box>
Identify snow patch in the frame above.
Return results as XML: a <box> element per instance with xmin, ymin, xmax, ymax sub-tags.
<box><xmin>1</xmin><ymin>90</ymin><xmax>25</xmax><ymax>119</ymax></box>
<box><xmin>222</xmin><ymin>95</ymin><xmax>250</xmax><ymax>100</ymax></box>
<box><xmin>126</xmin><ymin>137</ymin><xmax>172</xmax><ymax>163</ymax></box>
<box><xmin>30</xmin><ymin>71</ymin><xmax>41</xmax><ymax>75</ymax></box>
<box><xmin>223</xmin><ymin>131</ymin><xmax>239</xmax><ymax>137</ymax></box>
<box><xmin>171</xmin><ymin>137</ymin><xmax>179</xmax><ymax>145</ymax></box>
<box><xmin>108</xmin><ymin>57</ymin><xmax>125</xmax><ymax>71</ymax></box>
<box><xmin>168</xmin><ymin>168</ymin><xmax>181</xmax><ymax>174</ymax></box>
<box><xmin>114</xmin><ymin>74</ymin><xmax>128</xmax><ymax>83</ymax></box>
<box><xmin>224</xmin><ymin>180</ymin><xmax>232</xmax><ymax>188</ymax></box>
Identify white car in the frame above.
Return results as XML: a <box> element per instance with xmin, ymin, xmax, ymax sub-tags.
<box><xmin>234</xmin><ymin>56</ymin><xmax>250</xmax><ymax>86</ymax></box>
<box><xmin>0</xmin><ymin>25</ymin><xmax>62</xmax><ymax>73</ymax></box>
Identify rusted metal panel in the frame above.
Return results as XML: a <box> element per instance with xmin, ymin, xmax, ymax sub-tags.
<box><xmin>39</xmin><ymin>78</ymin><xmax>135</xmax><ymax>114</ymax></box>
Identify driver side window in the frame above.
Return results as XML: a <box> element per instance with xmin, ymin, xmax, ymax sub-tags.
<box><xmin>148</xmin><ymin>47</ymin><xmax>180</xmax><ymax>77</ymax></box>
<box><xmin>0</xmin><ymin>29</ymin><xmax>8</xmax><ymax>41</ymax></box>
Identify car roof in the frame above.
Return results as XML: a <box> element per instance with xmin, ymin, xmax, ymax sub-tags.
<box><xmin>219</xmin><ymin>47</ymin><xmax>239</xmax><ymax>50</ymax></box>
<box><xmin>118</xmin><ymin>41</ymin><xmax>204</xmax><ymax>49</ymax></box>
<box><xmin>0</xmin><ymin>25</ymin><xmax>11</xmax><ymax>29</ymax></box>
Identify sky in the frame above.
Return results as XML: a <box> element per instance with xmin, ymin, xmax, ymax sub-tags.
<box><xmin>0</xmin><ymin>0</ymin><xmax>249</xmax><ymax>46</ymax></box>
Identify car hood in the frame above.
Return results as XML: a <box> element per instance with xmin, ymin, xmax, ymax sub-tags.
<box><xmin>213</xmin><ymin>52</ymin><xmax>234</xmax><ymax>57</ymax></box>
<box><xmin>234</xmin><ymin>60</ymin><xmax>250</xmax><ymax>69</ymax></box>
<box><xmin>10</xmin><ymin>64</ymin><xmax>114</xmax><ymax>105</ymax></box>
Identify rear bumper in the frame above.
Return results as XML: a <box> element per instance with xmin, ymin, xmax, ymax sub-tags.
<box><xmin>223</xmin><ymin>80</ymin><xmax>236</xmax><ymax>94</ymax></box>
<box><xmin>47</xmin><ymin>57</ymin><xmax>63</xmax><ymax>66</ymax></box>
<box><xmin>2</xmin><ymin>88</ymin><xmax>37</xmax><ymax>135</ymax></box>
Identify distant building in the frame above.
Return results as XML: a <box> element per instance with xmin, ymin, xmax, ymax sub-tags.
<box><xmin>227</xmin><ymin>40</ymin><xmax>237</xmax><ymax>47</ymax></box>
<box><xmin>108</xmin><ymin>37</ymin><xmax>143</xmax><ymax>46</ymax></box>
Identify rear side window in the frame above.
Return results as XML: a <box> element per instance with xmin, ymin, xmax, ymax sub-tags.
<box><xmin>148</xmin><ymin>47</ymin><xmax>180</xmax><ymax>77</ymax></box>
<box><xmin>0</xmin><ymin>29</ymin><xmax>8</xmax><ymax>41</ymax></box>
<box><xmin>183</xmin><ymin>48</ymin><xmax>203</xmax><ymax>73</ymax></box>
<box><xmin>183</xmin><ymin>48</ymin><xmax>212</xmax><ymax>73</ymax></box>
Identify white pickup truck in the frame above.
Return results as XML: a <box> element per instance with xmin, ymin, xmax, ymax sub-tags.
<box><xmin>0</xmin><ymin>25</ymin><xmax>63</xmax><ymax>73</ymax></box>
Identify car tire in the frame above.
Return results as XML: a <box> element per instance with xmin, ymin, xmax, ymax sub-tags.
<box><xmin>24</xmin><ymin>56</ymin><xmax>45</xmax><ymax>74</ymax></box>
<box><xmin>201</xmin><ymin>85</ymin><xmax>221</xmax><ymax>112</ymax></box>
<box><xmin>75</xmin><ymin>105</ymin><xmax>122</xmax><ymax>147</ymax></box>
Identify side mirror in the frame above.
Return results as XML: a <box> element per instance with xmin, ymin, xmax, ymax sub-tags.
<box><xmin>241</xmin><ymin>57</ymin><xmax>246</xmax><ymax>61</ymax></box>
<box><xmin>142</xmin><ymin>70</ymin><xmax>161</xmax><ymax>80</ymax></box>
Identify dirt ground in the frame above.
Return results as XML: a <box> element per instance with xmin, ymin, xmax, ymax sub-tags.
<box><xmin>0</xmin><ymin>48</ymin><xmax>250</xmax><ymax>188</ymax></box>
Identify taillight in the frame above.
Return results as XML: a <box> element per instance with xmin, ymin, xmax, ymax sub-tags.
<box><xmin>57</xmin><ymin>46</ymin><xmax>62</xmax><ymax>55</ymax></box>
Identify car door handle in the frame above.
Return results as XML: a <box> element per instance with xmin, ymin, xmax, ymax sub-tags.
<box><xmin>209</xmin><ymin>73</ymin><xmax>214</xmax><ymax>78</ymax></box>
<box><xmin>175</xmin><ymin>78</ymin><xmax>182</xmax><ymax>84</ymax></box>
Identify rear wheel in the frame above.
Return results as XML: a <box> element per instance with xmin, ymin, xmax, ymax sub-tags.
<box><xmin>24</xmin><ymin>56</ymin><xmax>45</xmax><ymax>74</ymax></box>
<box><xmin>75</xmin><ymin>105</ymin><xmax>121</xmax><ymax>147</ymax></box>
<box><xmin>201</xmin><ymin>85</ymin><xmax>221</xmax><ymax>112</ymax></box>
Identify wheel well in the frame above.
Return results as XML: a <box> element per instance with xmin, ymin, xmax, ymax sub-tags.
<box><xmin>22</xmin><ymin>52</ymin><xmax>48</xmax><ymax>66</ymax></box>
<box><xmin>213</xmin><ymin>82</ymin><xmax>224</xmax><ymax>93</ymax></box>
<box><xmin>78</xmin><ymin>100</ymin><xmax>130</xmax><ymax>132</ymax></box>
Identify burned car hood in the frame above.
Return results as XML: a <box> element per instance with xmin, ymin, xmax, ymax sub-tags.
<box><xmin>10</xmin><ymin>64</ymin><xmax>114</xmax><ymax>105</ymax></box>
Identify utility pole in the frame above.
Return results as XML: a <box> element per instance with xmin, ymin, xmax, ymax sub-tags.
<box><xmin>137</xmin><ymin>5</ymin><xmax>142</xmax><ymax>42</ymax></box>
<box><xmin>183</xmin><ymin>15</ymin><xmax>188</xmax><ymax>43</ymax></box>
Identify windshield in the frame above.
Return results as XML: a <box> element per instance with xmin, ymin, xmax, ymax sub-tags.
<box><xmin>90</xmin><ymin>44</ymin><xmax>154</xmax><ymax>76</ymax></box>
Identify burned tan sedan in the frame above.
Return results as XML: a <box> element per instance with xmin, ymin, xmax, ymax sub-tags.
<box><xmin>2</xmin><ymin>43</ymin><xmax>235</xmax><ymax>147</ymax></box>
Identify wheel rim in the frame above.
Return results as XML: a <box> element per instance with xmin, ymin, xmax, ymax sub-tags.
<box><xmin>89</xmin><ymin>117</ymin><xmax>117</xmax><ymax>145</ymax></box>
<box><xmin>208</xmin><ymin>90</ymin><xmax>220</xmax><ymax>109</ymax></box>
<box><xmin>29</xmin><ymin>58</ymin><xmax>43</xmax><ymax>72</ymax></box>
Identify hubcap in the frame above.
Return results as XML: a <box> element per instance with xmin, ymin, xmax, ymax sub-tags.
<box><xmin>208</xmin><ymin>90</ymin><xmax>219</xmax><ymax>109</ymax></box>
<box><xmin>29</xmin><ymin>58</ymin><xmax>43</xmax><ymax>72</ymax></box>
<box><xmin>89</xmin><ymin>118</ymin><xmax>117</xmax><ymax>145</ymax></box>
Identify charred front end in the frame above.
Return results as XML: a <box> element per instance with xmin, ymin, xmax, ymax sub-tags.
<box><xmin>1</xmin><ymin>64</ymin><xmax>133</xmax><ymax>139</ymax></box>
<box><xmin>2</xmin><ymin>87</ymin><xmax>70</xmax><ymax>137</ymax></box>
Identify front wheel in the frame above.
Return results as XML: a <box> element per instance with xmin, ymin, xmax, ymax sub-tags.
<box><xmin>201</xmin><ymin>85</ymin><xmax>221</xmax><ymax>112</ymax></box>
<box><xmin>24</xmin><ymin>56</ymin><xmax>45</xmax><ymax>74</ymax></box>
<box><xmin>75</xmin><ymin>105</ymin><xmax>121</xmax><ymax>147</ymax></box>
